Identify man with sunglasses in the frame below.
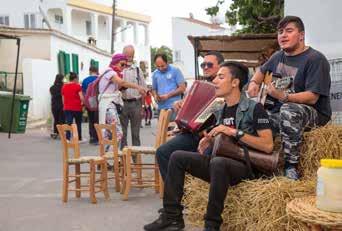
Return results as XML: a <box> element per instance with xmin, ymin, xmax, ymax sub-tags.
<box><xmin>156</xmin><ymin>51</ymin><xmax>224</xmax><ymax>183</ymax></box>
<box><xmin>120</xmin><ymin>45</ymin><xmax>147</xmax><ymax>151</ymax></box>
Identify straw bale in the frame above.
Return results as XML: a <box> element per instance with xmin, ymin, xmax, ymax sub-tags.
<box><xmin>299</xmin><ymin>124</ymin><xmax>342</xmax><ymax>180</ymax></box>
<box><xmin>184</xmin><ymin>125</ymin><xmax>342</xmax><ymax>230</ymax></box>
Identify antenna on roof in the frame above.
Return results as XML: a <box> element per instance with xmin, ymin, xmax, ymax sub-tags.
<box><xmin>39</xmin><ymin>5</ymin><xmax>52</xmax><ymax>29</ymax></box>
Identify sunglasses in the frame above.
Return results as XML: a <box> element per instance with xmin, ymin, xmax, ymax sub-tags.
<box><xmin>120</xmin><ymin>63</ymin><xmax>127</xmax><ymax>67</ymax></box>
<box><xmin>200</xmin><ymin>62</ymin><xmax>214</xmax><ymax>69</ymax></box>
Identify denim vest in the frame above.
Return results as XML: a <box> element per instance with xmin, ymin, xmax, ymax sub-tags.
<box><xmin>214</xmin><ymin>94</ymin><xmax>257</xmax><ymax>136</ymax></box>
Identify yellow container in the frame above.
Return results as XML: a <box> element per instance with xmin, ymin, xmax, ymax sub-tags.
<box><xmin>316</xmin><ymin>159</ymin><xmax>342</xmax><ymax>212</ymax></box>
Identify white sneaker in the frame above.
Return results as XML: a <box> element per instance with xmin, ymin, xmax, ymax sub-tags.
<box><xmin>79</xmin><ymin>138</ymin><xmax>87</xmax><ymax>144</ymax></box>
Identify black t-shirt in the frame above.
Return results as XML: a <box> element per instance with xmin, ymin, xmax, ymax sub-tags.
<box><xmin>260</xmin><ymin>47</ymin><xmax>331</xmax><ymax>124</ymax></box>
<box><xmin>221</xmin><ymin>103</ymin><xmax>271</xmax><ymax>131</ymax></box>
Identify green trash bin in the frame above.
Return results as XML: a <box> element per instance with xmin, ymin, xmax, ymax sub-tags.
<box><xmin>0</xmin><ymin>91</ymin><xmax>31</xmax><ymax>133</ymax></box>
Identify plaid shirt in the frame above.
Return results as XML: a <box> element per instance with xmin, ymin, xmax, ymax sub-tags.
<box><xmin>122</xmin><ymin>64</ymin><xmax>146</xmax><ymax>100</ymax></box>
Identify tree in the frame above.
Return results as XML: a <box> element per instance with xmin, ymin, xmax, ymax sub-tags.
<box><xmin>150</xmin><ymin>45</ymin><xmax>173</xmax><ymax>72</ymax></box>
<box><xmin>205</xmin><ymin>0</ymin><xmax>284</xmax><ymax>34</ymax></box>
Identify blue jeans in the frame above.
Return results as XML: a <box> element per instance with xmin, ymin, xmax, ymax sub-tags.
<box><xmin>64</xmin><ymin>110</ymin><xmax>83</xmax><ymax>140</ymax></box>
<box><xmin>156</xmin><ymin>132</ymin><xmax>200</xmax><ymax>181</ymax></box>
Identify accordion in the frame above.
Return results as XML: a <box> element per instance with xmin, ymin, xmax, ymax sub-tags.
<box><xmin>175</xmin><ymin>80</ymin><xmax>224</xmax><ymax>133</ymax></box>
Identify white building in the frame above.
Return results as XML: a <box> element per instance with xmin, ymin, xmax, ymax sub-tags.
<box><xmin>285</xmin><ymin>0</ymin><xmax>342</xmax><ymax>123</ymax></box>
<box><xmin>0</xmin><ymin>0</ymin><xmax>151</xmax><ymax>121</ymax></box>
<box><xmin>171</xmin><ymin>16</ymin><xmax>233</xmax><ymax>80</ymax></box>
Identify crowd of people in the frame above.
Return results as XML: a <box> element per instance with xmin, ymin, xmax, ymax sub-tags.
<box><xmin>49</xmin><ymin>15</ymin><xmax>332</xmax><ymax>231</ymax></box>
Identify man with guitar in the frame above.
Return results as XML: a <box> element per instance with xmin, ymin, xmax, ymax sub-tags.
<box><xmin>247</xmin><ymin>16</ymin><xmax>332</xmax><ymax>180</ymax></box>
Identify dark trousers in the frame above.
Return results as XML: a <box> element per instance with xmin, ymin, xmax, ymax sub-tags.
<box><xmin>87</xmin><ymin>109</ymin><xmax>99</xmax><ymax>141</ymax></box>
<box><xmin>52</xmin><ymin>107</ymin><xmax>64</xmax><ymax>134</ymax></box>
<box><xmin>156</xmin><ymin>132</ymin><xmax>200</xmax><ymax>181</ymax></box>
<box><xmin>64</xmin><ymin>110</ymin><xmax>83</xmax><ymax>140</ymax></box>
<box><xmin>144</xmin><ymin>105</ymin><xmax>152</xmax><ymax>122</ymax></box>
<box><xmin>119</xmin><ymin>100</ymin><xmax>142</xmax><ymax>149</ymax></box>
<box><xmin>163</xmin><ymin>151</ymin><xmax>249</xmax><ymax>229</ymax></box>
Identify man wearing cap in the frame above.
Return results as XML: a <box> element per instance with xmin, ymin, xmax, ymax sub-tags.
<box><xmin>119</xmin><ymin>45</ymin><xmax>147</xmax><ymax>150</ymax></box>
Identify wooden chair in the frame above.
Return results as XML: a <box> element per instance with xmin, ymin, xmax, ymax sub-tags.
<box><xmin>121</xmin><ymin>109</ymin><xmax>171</xmax><ymax>200</ymax></box>
<box><xmin>57</xmin><ymin>124</ymin><xmax>109</xmax><ymax>203</ymax></box>
<box><xmin>94</xmin><ymin>123</ymin><xmax>124</xmax><ymax>192</ymax></box>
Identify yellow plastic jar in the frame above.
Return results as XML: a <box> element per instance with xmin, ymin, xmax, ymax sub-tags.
<box><xmin>316</xmin><ymin>159</ymin><xmax>342</xmax><ymax>212</ymax></box>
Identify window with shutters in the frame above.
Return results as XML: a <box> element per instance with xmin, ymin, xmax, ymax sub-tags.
<box><xmin>90</xmin><ymin>59</ymin><xmax>99</xmax><ymax>70</ymax></box>
<box><xmin>86</xmin><ymin>21</ymin><xmax>92</xmax><ymax>36</ymax></box>
<box><xmin>0</xmin><ymin>16</ymin><xmax>9</xmax><ymax>26</ymax></box>
<box><xmin>57</xmin><ymin>51</ymin><xmax>71</xmax><ymax>76</ymax></box>
<box><xmin>72</xmin><ymin>54</ymin><xmax>79</xmax><ymax>74</ymax></box>
<box><xmin>24</xmin><ymin>13</ymin><xmax>37</xmax><ymax>29</ymax></box>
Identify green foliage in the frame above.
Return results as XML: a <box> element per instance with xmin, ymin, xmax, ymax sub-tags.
<box><xmin>150</xmin><ymin>45</ymin><xmax>173</xmax><ymax>72</ymax></box>
<box><xmin>206</xmin><ymin>0</ymin><xmax>284</xmax><ymax>34</ymax></box>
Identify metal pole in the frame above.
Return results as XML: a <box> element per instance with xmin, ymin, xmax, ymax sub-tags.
<box><xmin>111</xmin><ymin>0</ymin><xmax>116</xmax><ymax>54</ymax></box>
<box><xmin>8</xmin><ymin>38</ymin><xmax>21</xmax><ymax>139</ymax></box>
<box><xmin>194</xmin><ymin>38</ymin><xmax>199</xmax><ymax>80</ymax></box>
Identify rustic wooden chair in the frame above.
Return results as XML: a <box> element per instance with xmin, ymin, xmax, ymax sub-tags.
<box><xmin>94</xmin><ymin>123</ymin><xmax>124</xmax><ymax>192</ymax></box>
<box><xmin>121</xmin><ymin>109</ymin><xmax>171</xmax><ymax>200</ymax></box>
<box><xmin>57</xmin><ymin>124</ymin><xmax>109</xmax><ymax>203</ymax></box>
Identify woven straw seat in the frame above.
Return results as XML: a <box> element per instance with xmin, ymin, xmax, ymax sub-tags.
<box><xmin>286</xmin><ymin>196</ymin><xmax>342</xmax><ymax>229</ymax></box>
<box><xmin>103</xmin><ymin>150</ymin><xmax>123</xmax><ymax>159</ymax></box>
<box><xmin>68</xmin><ymin>156</ymin><xmax>104</xmax><ymax>164</ymax></box>
<box><xmin>124</xmin><ymin>146</ymin><xmax>156</xmax><ymax>154</ymax></box>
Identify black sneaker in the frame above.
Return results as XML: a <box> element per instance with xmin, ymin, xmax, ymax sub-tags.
<box><xmin>144</xmin><ymin>213</ymin><xmax>185</xmax><ymax>231</ymax></box>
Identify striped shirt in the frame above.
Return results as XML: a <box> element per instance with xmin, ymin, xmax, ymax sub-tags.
<box><xmin>122</xmin><ymin>65</ymin><xmax>146</xmax><ymax>100</ymax></box>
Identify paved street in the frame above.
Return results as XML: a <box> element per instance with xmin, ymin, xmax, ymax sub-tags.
<box><xmin>0</xmin><ymin>120</ymin><xmax>199</xmax><ymax>231</ymax></box>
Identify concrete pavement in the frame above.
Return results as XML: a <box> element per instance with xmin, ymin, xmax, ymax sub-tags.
<box><xmin>0</xmin><ymin>120</ymin><xmax>201</xmax><ymax>231</ymax></box>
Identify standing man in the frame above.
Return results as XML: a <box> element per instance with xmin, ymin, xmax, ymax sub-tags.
<box><xmin>120</xmin><ymin>45</ymin><xmax>147</xmax><ymax>149</ymax></box>
<box><xmin>152</xmin><ymin>53</ymin><xmax>186</xmax><ymax>121</ymax></box>
<box><xmin>157</xmin><ymin>51</ymin><xmax>224</xmax><ymax>181</ymax></box>
<box><xmin>82</xmin><ymin>66</ymin><xmax>99</xmax><ymax>145</ymax></box>
<box><xmin>247</xmin><ymin>16</ymin><xmax>331</xmax><ymax>180</ymax></box>
<box><xmin>144</xmin><ymin>61</ymin><xmax>273</xmax><ymax>231</ymax></box>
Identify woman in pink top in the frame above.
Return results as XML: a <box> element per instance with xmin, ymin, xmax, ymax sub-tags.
<box><xmin>98</xmin><ymin>53</ymin><xmax>146</xmax><ymax>141</ymax></box>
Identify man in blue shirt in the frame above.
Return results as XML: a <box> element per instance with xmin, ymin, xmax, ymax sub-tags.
<box><xmin>81</xmin><ymin>66</ymin><xmax>99</xmax><ymax>144</ymax></box>
<box><xmin>152</xmin><ymin>53</ymin><xmax>186</xmax><ymax>121</ymax></box>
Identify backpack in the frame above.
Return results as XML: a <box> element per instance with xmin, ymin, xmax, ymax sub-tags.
<box><xmin>84</xmin><ymin>69</ymin><xmax>111</xmax><ymax>111</ymax></box>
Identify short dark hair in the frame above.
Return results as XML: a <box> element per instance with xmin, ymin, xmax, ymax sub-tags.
<box><xmin>89</xmin><ymin>65</ymin><xmax>98</xmax><ymax>74</ymax></box>
<box><xmin>220</xmin><ymin>61</ymin><xmax>249</xmax><ymax>91</ymax></box>
<box><xmin>205</xmin><ymin>51</ymin><xmax>224</xmax><ymax>64</ymax></box>
<box><xmin>69</xmin><ymin>72</ymin><xmax>78</xmax><ymax>81</ymax></box>
<box><xmin>277</xmin><ymin>16</ymin><xmax>305</xmax><ymax>32</ymax></box>
<box><xmin>154</xmin><ymin>53</ymin><xmax>168</xmax><ymax>63</ymax></box>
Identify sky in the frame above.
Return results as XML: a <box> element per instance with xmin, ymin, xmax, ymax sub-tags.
<box><xmin>95</xmin><ymin>0</ymin><xmax>230</xmax><ymax>47</ymax></box>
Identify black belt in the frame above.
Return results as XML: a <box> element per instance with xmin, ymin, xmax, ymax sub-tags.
<box><xmin>123</xmin><ymin>98</ymin><xmax>141</xmax><ymax>102</ymax></box>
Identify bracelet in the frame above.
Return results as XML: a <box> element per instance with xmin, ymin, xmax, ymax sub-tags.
<box><xmin>249</xmin><ymin>79</ymin><xmax>260</xmax><ymax>85</ymax></box>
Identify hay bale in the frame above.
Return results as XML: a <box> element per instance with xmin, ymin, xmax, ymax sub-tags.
<box><xmin>184</xmin><ymin>177</ymin><xmax>315</xmax><ymax>231</ymax></box>
<box><xmin>299</xmin><ymin>124</ymin><xmax>342</xmax><ymax>180</ymax></box>
<box><xmin>184</xmin><ymin>125</ymin><xmax>342</xmax><ymax>230</ymax></box>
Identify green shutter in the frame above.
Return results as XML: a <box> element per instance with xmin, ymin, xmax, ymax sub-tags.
<box><xmin>90</xmin><ymin>59</ymin><xmax>99</xmax><ymax>69</ymax></box>
<box><xmin>58</xmin><ymin>51</ymin><xmax>65</xmax><ymax>75</ymax></box>
<box><xmin>64</xmin><ymin>53</ymin><xmax>71</xmax><ymax>74</ymax></box>
<box><xmin>72</xmin><ymin>53</ymin><xmax>79</xmax><ymax>74</ymax></box>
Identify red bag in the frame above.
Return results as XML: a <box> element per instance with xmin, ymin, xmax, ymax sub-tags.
<box><xmin>84</xmin><ymin>70</ymin><xmax>110</xmax><ymax>111</ymax></box>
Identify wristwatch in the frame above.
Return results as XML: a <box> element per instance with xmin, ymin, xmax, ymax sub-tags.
<box><xmin>235</xmin><ymin>130</ymin><xmax>245</xmax><ymax>140</ymax></box>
